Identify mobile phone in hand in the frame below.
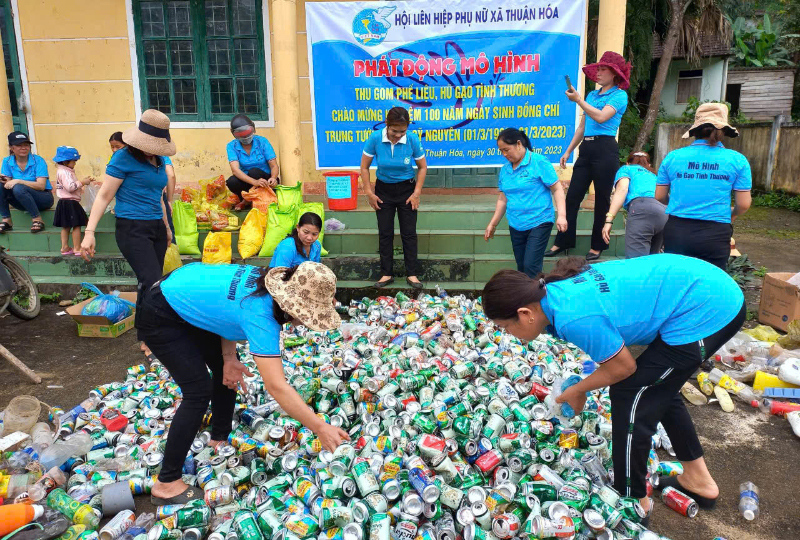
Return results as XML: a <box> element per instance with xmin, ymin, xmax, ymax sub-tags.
<box><xmin>565</xmin><ymin>75</ymin><xmax>573</xmax><ymax>90</ymax></box>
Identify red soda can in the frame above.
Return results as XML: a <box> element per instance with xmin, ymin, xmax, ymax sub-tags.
<box><xmin>491</xmin><ymin>513</ymin><xmax>521</xmax><ymax>539</ymax></box>
<box><xmin>400</xmin><ymin>395</ymin><xmax>418</xmax><ymax>408</ymax></box>
<box><xmin>355</xmin><ymin>436</ymin><xmax>369</xmax><ymax>451</ymax></box>
<box><xmin>389</xmin><ymin>368</ymin><xmax>404</xmax><ymax>379</ymax></box>
<box><xmin>418</xmin><ymin>434</ymin><xmax>446</xmax><ymax>455</ymax></box>
<box><xmin>661</xmin><ymin>486</ymin><xmax>699</xmax><ymax>518</ymax></box>
<box><xmin>475</xmin><ymin>449</ymin><xmax>504</xmax><ymax>474</ymax></box>
<box><xmin>530</xmin><ymin>383</ymin><xmax>551</xmax><ymax>401</ymax></box>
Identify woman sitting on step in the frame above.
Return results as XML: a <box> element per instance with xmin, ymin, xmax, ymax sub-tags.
<box><xmin>0</xmin><ymin>131</ymin><xmax>54</xmax><ymax>234</ymax></box>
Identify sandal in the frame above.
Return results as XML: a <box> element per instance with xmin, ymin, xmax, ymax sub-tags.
<box><xmin>657</xmin><ymin>474</ymin><xmax>718</xmax><ymax>509</ymax></box>
<box><xmin>0</xmin><ymin>222</ymin><xmax>12</xmax><ymax>233</ymax></box>
<box><xmin>30</xmin><ymin>221</ymin><xmax>45</xmax><ymax>233</ymax></box>
<box><xmin>150</xmin><ymin>486</ymin><xmax>203</xmax><ymax>506</ymax></box>
<box><xmin>60</xmin><ymin>248</ymin><xmax>74</xmax><ymax>256</ymax></box>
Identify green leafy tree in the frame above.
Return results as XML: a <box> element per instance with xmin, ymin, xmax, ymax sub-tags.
<box><xmin>731</xmin><ymin>13</ymin><xmax>798</xmax><ymax>66</ymax></box>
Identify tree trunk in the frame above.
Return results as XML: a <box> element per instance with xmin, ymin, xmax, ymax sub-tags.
<box><xmin>634</xmin><ymin>0</ymin><xmax>689</xmax><ymax>152</ymax></box>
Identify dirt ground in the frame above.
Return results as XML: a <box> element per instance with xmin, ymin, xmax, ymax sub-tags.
<box><xmin>1</xmin><ymin>207</ymin><xmax>799</xmax><ymax>538</ymax></box>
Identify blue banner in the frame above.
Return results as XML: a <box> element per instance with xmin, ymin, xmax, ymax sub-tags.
<box><xmin>306</xmin><ymin>0</ymin><xmax>587</xmax><ymax>169</ymax></box>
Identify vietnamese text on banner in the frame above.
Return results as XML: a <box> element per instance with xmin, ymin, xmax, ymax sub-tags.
<box><xmin>306</xmin><ymin>0</ymin><xmax>587</xmax><ymax>168</ymax></box>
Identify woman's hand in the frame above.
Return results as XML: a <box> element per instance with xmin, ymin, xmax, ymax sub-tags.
<box><xmin>556</xmin><ymin>215</ymin><xmax>568</xmax><ymax>233</ymax></box>
<box><xmin>559</xmin><ymin>154</ymin><xmax>570</xmax><ymax>169</ymax></box>
<box><xmin>556</xmin><ymin>386</ymin><xmax>587</xmax><ymax>416</ymax></box>
<box><xmin>222</xmin><ymin>359</ymin><xmax>254</xmax><ymax>391</ymax></box>
<box><xmin>484</xmin><ymin>223</ymin><xmax>496</xmax><ymax>241</ymax></box>
<box><xmin>366</xmin><ymin>192</ymin><xmax>382</xmax><ymax>211</ymax></box>
<box><xmin>565</xmin><ymin>87</ymin><xmax>581</xmax><ymax>103</ymax></box>
<box><xmin>80</xmin><ymin>232</ymin><xmax>96</xmax><ymax>262</ymax></box>
<box><xmin>314</xmin><ymin>422</ymin><xmax>351</xmax><ymax>452</ymax></box>
<box><xmin>267</xmin><ymin>177</ymin><xmax>278</xmax><ymax>187</ymax></box>
<box><xmin>405</xmin><ymin>191</ymin><xmax>421</xmax><ymax>210</ymax></box>
<box><xmin>255</xmin><ymin>178</ymin><xmax>270</xmax><ymax>189</ymax></box>
<box><xmin>3</xmin><ymin>179</ymin><xmax>17</xmax><ymax>189</ymax></box>
<box><xmin>166</xmin><ymin>225</ymin><xmax>173</xmax><ymax>245</ymax></box>
<box><xmin>602</xmin><ymin>222</ymin><xmax>612</xmax><ymax>244</ymax></box>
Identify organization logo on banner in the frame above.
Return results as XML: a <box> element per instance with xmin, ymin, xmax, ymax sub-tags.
<box><xmin>352</xmin><ymin>6</ymin><xmax>395</xmax><ymax>45</ymax></box>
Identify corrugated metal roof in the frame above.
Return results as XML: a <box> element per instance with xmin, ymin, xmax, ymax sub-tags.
<box><xmin>652</xmin><ymin>33</ymin><xmax>733</xmax><ymax>59</ymax></box>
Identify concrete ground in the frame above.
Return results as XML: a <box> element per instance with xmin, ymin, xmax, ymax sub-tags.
<box><xmin>0</xmin><ymin>207</ymin><xmax>799</xmax><ymax>538</ymax></box>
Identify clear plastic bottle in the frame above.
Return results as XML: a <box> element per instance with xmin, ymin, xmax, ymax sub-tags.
<box><xmin>27</xmin><ymin>466</ymin><xmax>67</xmax><ymax>502</ymax></box>
<box><xmin>708</xmin><ymin>368</ymin><xmax>759</xmax><ymax>406</ymax></box>
<box><xmin>38</xmin><ymin>432</ymin><xmax>93</xmax><ymax>471</ymax></box>
<box><xmin>739</xmin><ymin>482</ymin><xmax>760</xmax><ymax>520</ymax></box>
<box><xmin>30</xmin><ymin>422</ymin><xmax>54</xmax><ymax>449</ymax></box>
<box><xmin>118</xmin><ymin>512</ymin><xmax>155</xmax><ymax>540</ymax></box>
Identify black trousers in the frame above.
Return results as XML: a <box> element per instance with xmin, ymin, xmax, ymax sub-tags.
<box><xmin>663</xmin><ymin>215</ymin><xmax>732</xmax><ymax>271</ymax></box>
<box><xmin>610</xmin><ymin>301</ymin><xmax>746</xmax><ymax>498</ymax></box>
<box><xmin>115</xmin><ymin>218</ymin><xmax>168</xmax><ymax>341</ymax></box>
<box><xmin>226</xmin><ymin>167</ymin><xmax>273</xmax><ymax>199</ymax></box>
<box><xmin>137</xmin><ymin>284</ymin><xmax>236</xmax><ymax>483</ymax></box>
<box><xmin>375</xmin><ymin>179</ymin><xmax>419</xmax><ymax>276</ymax></box>
<box><xmin>555</xmin><ymin>136</ymin><xmax>619</xmax><ymax>251</ymax></box>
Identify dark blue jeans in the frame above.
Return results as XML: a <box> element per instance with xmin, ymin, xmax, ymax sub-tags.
<box><xmin>509</xmin><ymin>222</ymin><xmax>553</xmax><ymax>278</ymax></box>
<box><xmin>0</xmin><ymin>183</ymin><xmax>54</xmax><ymax>219</ymax></box>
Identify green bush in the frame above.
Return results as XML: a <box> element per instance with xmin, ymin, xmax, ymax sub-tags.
<box><xmin>751</xmin><ymin>190</ymin><xmax>800</xmax><ymax>212</ymax></box>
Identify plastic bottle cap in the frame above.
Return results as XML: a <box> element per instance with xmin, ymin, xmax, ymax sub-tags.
<box><xmin>743</xmin><ymin>509</ymin><xmax>755</xmax><ymax>520</ymax></box>
<box><xmin>32</xmin><ymin>505</ymin><xmax>44</xmax><ymax>520</ymax></box>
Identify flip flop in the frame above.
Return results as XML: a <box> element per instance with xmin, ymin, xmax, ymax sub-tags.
<box><xmin>657</xmin><ymin>474</ymin><xmax>718</xmax><ymax>509</ymax></box>
<box><xmin>0</xmin><ymin>222</ymin><xmax>12</xmax><ymax>233</ymax></box>
<box><xmin>144</xmin><ymin>352</ymin><xmax>158</xmax><ymax>363</ymax></box>
<box><xmin>150</xmin><ymin>486</ymin><xmax>203</xmax><ymax>506</ymax></box>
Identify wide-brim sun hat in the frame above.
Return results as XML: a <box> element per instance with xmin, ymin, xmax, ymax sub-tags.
<box><xmin>122</xmin><ymin>109</ymin><xmax>176</xmax><ymax>156</ymax></box>
<box><xmin>683</xmin><ymin>102</ymin><xmax>739</xmax><ymax>139</ymax></box>
<box><xmin>265</xmin><ymin>262</ymin><xmax>341</xmax><ymax>332</ymax></box>
<box><xmin>583</xmin><ymin>51</ymin><xmax>632</xmax><ymax>90</ymax></box>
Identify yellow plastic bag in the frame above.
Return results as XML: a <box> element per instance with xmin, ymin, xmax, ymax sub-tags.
<box><xmin>238</xmin><ymin>209</ymin><xmax>267</xmax><ymax>259</ymax></box>
<box><xmin>202</xmin><ymin>232</ymin><xmax>232</xmax><ymax>264</ymax></box>
<box><xmin>743</xmin><ymin>325</ymin><xmax>782</xmax><ymax>344</ymax></box>
<box><xmin>162</xmin><ymin>243</ymin><xmax>183</xmax><ymax>275</ymax></box>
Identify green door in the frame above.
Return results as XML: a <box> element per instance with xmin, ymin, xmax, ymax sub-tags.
<box><xmin>423</xmin><ymin>167</ymin><xmax>499</xmax><ymax>188</ymax></box>
<box><xmin>0</xmin><ymin>0</ymin><xmax>26</xmax><ymax>133</ymax></box>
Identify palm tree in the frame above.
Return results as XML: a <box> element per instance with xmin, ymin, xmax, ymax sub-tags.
<box><xmin>633</xmin><ymin>0</ymin><xmax>731</xmax><ymax>152</ymax></box>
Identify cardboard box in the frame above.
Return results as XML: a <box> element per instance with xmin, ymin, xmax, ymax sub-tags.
<box><xmin>758</xmin><ymin>273</ymin><xmax>800</xmax><ymax>332</ymax></box>
<box><xmin>66</xmin><ymin>292</ymin><xmax>137</xmax><ymax>338</ymax></box>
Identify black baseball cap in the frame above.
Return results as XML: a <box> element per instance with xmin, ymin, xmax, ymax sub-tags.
<box><xmin>8</xmin><ymin>131</ymin><xmax>31</xmax><ymax>146</ymax></box>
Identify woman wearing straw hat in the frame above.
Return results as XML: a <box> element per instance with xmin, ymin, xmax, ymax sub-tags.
<box><xmin>138</xmin><ymin>261</ymin><xmax>349</xmax><ymax>505</ymax></box>
<box><xmin>656</xmin><ymin>103</ymin><xmax>752</xmax><ymax>270</ymax></box>
<box><xmin>547</xmin><ymin>51</ymin><xmax>631</xmax><ymax>261</ymax></box>
<box><xmin>81</xmin><ymin>110</ymin><xmax>176</xmax><ymax>358</ymax></box>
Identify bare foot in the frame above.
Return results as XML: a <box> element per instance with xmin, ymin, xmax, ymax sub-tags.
<box><xmin>639</xmin><ymin>496</ymin><xmax>652</xmax><ymax>514</ymax></box>
<box><xmin>407</xmin><ymin>276</ymin><xmax>421</xmax><ymax>284</ymax></box>
<box><xmin>152</xmin><ymin>478</ymin><xmax>190</xmax><ymax>499</ymax></box>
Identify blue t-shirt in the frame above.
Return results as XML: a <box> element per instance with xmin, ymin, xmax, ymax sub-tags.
<box><xmin>1</xmin><ymin>154</ymin><xmax>51</xmax><ymax>190</ymax></box>
<box><xmin>498</xmin><ymin>150</ymin><xmax>558</xmax><ymax>231</ymax></box>
<box><xmin>657</xmin><ymin>140</ymin><xmax>752</xmax><ymax>224</ymax></box>
<box><xmin>584</xmin><ymin>87</ymin><xmax>628</xmax><ymax>136</ymax></box>
<box><xmin>614</xmin><ymin>165</ymin><xmax>657</xmax><ymax>211</ymax></box>
<box><xmin>163</xmin><ymin>156</ymin><xmax>173</xmax><ymax>166</ymax></box>
<box><xmin>106</xmin><ymin>147</ymin><xmax>168</xmax><ymax>220</ymax></box>
<box><xmin>161</xmin><ymin>263</ymin><xmax>281</xmax><ymax>356</ymax></box>
<box><xmin>362</xmin><ymin>129</ymin><xmax>425</xmax><ymax>183</ymax></box>
<box><xmin>226</xmin><ymin>135</ymin><xmax>276</xmax><ymax>175</ymax></box>
<box><xmin>269</xmin><ymin>237</ymin><xmax>322</xmax><ymax>268</ymax></box>
<box><xmin>539</xmin><ymin>254</ymin><xmax>744</xmax><ymax>363</ymax></box>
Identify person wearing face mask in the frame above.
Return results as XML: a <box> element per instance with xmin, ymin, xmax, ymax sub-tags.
<box><xmin>481</xmin><ymin>254</ymin><xmax>746</xmax><ymax>521</ymax></box>
<box><xmin>360</xmin><ymin>106</ymin><xmax>428</xmax><ymax>289</ymax></box>
<box><xmin>269</xmin><ymin>212</ymin><xmax>323</xmax><ymax>268</ymax></box>
<box><xmin>226</xmin><ymin>114</ymin><xmax>279</xmax><ymax>209</ymax></box>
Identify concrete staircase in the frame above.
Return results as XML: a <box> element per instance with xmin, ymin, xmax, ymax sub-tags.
<box><xmin>1</xmin><ymin>195</ymin><xmax>625</xmax><ymax>292</ymax></box>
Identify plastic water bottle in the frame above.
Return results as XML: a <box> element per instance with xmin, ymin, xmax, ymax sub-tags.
<box><xmin>38</xmin><ymin>432</ymin><xmax>93</xmax><ymax>471</ymax></box>
<box><xmin>739</xmin><ymin>481</ymin><xmax>760</xmax><ymax>520</ymax></box>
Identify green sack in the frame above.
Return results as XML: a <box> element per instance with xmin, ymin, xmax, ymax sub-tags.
<box><xmin>297</xmin><ymin>202</ymin><xmax>328</xmax><ymax>257</ymax></box>
<box><xmin>274</xmin><ymin>182</ymin><xmax>303</xmax><ymax>210</ymax></box>
<box><xmin>259</xmin><ymin>203</ymin><xmax>299</xmax><ymax>257</ymax></box>
<box><xmin>173</xmin><ymin>201</ymin><xmax>201</xmax><ymax>256</ymax></box>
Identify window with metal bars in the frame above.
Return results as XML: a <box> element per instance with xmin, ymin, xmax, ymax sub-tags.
<box><xmin>133</xmin><ymin>0</ymin><xmax>268</xmax><ymax>122</ymax></box>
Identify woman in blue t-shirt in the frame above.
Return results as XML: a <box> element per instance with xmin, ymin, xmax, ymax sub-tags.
<box><xmin>482</xmin><ymin>254</ymin><xmax>746</xmax><ymax>520</ymax></box>
<box><xmin>269</xmin><ymin>212</ymin><xmax>323</xmax><ymax>269</ymax></box>
<box><xmin>81</xmin><ymin>110</ymin><xmax>175</xmax><ymax>356</ymax></box>
<box><xmin>226</xmin><ymin>114</ymin><xmax>279</xmax><ymax>210</ymax></box>
<box><xmin>547</xmin><ymin>51</ymin><xmax>631</xmax><ymax>261</ymax></box>
<box><xmin>360</xmin><ymin>107</ymin><xmax>428</xmax><ymax>289</ymax></box>
<box><xmin>656</xmin><ymin>103</ymin><xmax>752</xmax><ymax>270</ymax></box>
<box><xmin>0</xmin><ymin>131</ymin><xmax>53</xmax><ymax>233</ymax></box>
<box><xmin>602</xmin><ymin>152</ymin><xmax>667</xmax><ymax>258</ymax></box>
<box><xmin>485</xmin><ymin>128</ymin><xmax>567</xmax><ymax>278</ymax></box>
<box><xmin>138</xmin><ymin>262</ymin><xmax>349</xmax><ymax>505</ymax></box>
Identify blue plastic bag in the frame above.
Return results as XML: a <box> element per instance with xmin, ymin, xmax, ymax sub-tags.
<box><xmin>79</xmin><ymin>282</ymin><xmax>135</xmax><ymax>323</ymax></box>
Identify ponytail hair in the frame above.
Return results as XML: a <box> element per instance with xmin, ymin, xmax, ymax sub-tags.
<box><xmin>626</xmin><ymin>151</ymin><xmax>655</xmax><ymax>173</ymax></box>
<box><xmin>482</xmin><ymin>256</ymin><xmax>588</xmax><ymax>320</ymax></box>
<box><xmin>497</xmin><ymin>128</ymin><xmax>532</xmax><ymax>151</ymax></box>
<box><xmin>287</xmin><ymin>212</ymin><xmax>323</xmax><ymax>255</ymax></box>
<box><xmin>690</xmin><ymin>124</ymin><xmax>725</xmax><ymax>146</ymax></box>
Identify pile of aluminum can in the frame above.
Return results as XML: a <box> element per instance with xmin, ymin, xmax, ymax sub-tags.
<box><xmin>21</xmin><ymin>290</ymin><xmax>679</xmax><ymax>540</ymax></box>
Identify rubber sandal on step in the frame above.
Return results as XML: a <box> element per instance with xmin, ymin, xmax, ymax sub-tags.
<box><xmin>657</xmin><ymin>474</ymin><xmax>718</xmax><ymax>509</ymax></box>
<box><xmin>0</xmin><ymin>222</ymin><xmax>12</xmax><ymax>233</ymax></box>
<box><xmin>30</xmin><ymin>221</ymin><xmax>45</xmax><ymax>233</ymax></box>
<box><xmin>151</xmin><ymin>486</ymin><xmax>203</xmax><ymax>506</ymax></box>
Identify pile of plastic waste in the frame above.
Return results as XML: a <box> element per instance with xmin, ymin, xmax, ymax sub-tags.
<box><xmin>1</xmin><ymin>289</ymin><xmax>788</xmax><ymax>540</ymax></box>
